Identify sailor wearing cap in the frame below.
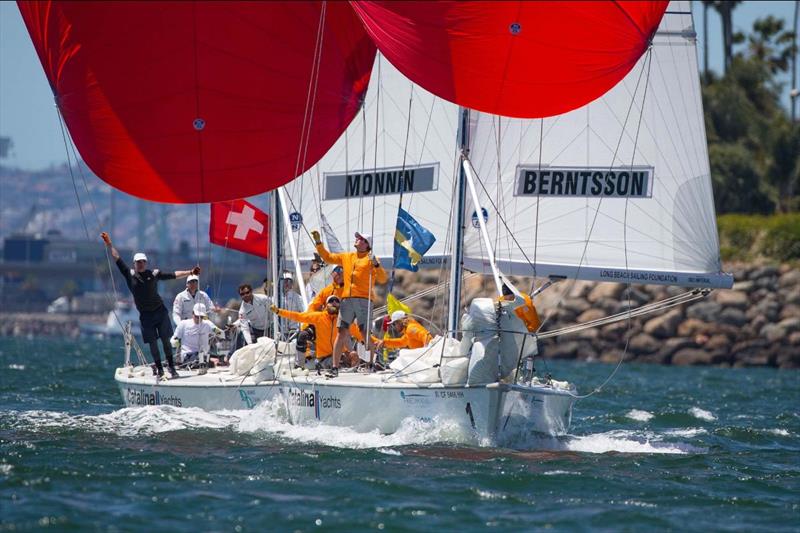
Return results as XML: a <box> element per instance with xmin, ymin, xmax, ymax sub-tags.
<box><xmin>310</xmin><ymin>229</ymin><xmax>387</xmax><ymax>377</ymax></box>
<box><xmin>374</xmin><ymin>310</ymin><xmax>432</xmax><ymax>351</ymax></box>
<box><xmin>172</xmin><ymin>303</ymin><xmax>216</xmax><ymax>375</ymax></box>
<box><xmin>296</xmin><ymin>266</ymin><xmax>346</xmax><ymax>360</ymax></box>
<box><xmin>172</xmin><ymin>274</ymin><xmax>217</xmax><ymax>326</ymax></box>
<box><xmin>101</xmin><ymin>231</ymin><xmax>199</xmax><ymax>380</ymax></box>
<box><xmin>278</xmin><ymin>271</ymin><xmax>304</xmax><ymax>334</ymax></box>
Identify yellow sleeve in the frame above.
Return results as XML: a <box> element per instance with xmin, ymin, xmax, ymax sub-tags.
<box><xmin>411</xmin><ymin>324</ymin><xmax>432</xmax><ymax>346</ymax></box>
<box><xmin>373</xmin><ymin>260</ymin><xmax>388</xmax><ymax>284</ymax></box>
<box><xmin>315</xmin><ymin>243</ymin><xmax>342</xmax><ymax>266</ymax></box>
<box><xmin>382</xmin><ymin>333</ymin><xmax>409</xmax><ymax>349</ymax></box>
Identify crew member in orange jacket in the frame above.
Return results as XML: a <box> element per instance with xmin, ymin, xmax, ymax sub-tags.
<box><xmin>295</xmin><ymin>266</ymin><xmax>345</xmax><ymax>363</ymax></box>
<box><xmin>272</xmin><ymin>295</ymin><xmax>361</xmax><ymax>371</ymax></box>
<box><xmin>311</xmin><ymin>230</ymin><xmax>388</xmax><ymax>377</ymax></box>
<box><xmin>375</xmin><ymin>310</ymin><xmax>432</xmax><ymax>351</ymax></box>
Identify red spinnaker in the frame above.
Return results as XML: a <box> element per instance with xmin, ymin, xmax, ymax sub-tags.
<box><xmin>350</xmin><ymin>1</ymin><xmax>668</xmax><ymax>119</ymax></box>
<box><xmin>18</xmin><ymin>1</ymin><xmax>376</xmax><ymax>203</ymax></box>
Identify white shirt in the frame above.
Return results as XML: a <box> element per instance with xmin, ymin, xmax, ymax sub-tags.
<box><xmin>173</xmin><ymin>318</ymin><xmax>214</xmax><ymax>357</ymax></box>
<box><xmin>278</xmin><ymin>290</ymin><xmax>304</xmax><ymax>332</ymax></box>
<box><xmin>173</xmin><ymin>288</ymin><xmax>214</xmax><ymax>325</ymax></box>
<box><xmin>240</xmin><ymin>293</ymin><xmax>272</xmax><ymax>333</ymax></box>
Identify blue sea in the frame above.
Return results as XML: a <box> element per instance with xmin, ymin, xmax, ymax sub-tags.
<box><xmin>1</xmin><ymin>337</ymin><xmax>797</xmax><ymax>531</ymax></box>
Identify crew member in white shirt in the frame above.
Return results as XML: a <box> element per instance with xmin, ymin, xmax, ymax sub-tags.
<box><xmin>278</xmin><ymin>271</ymin><xmax>304</xmax><ymax>335</ymax></box>
<box><xmin>172</xmin><ymin>275</ymin><xmax>217</xmax><ymax>325</ymax></box>
<box><xmin>238</xmin><ymin>283</ymin><xmax>272</xmax><ymax>339</ymax></box>
<box><xmin>172</xmin><ymin>303</ymin><xmax>215</xmax><ymax>375</ymax></box>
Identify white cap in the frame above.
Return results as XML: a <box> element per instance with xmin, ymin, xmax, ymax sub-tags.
<box><xmin>390</xmin><ymin>310</ymin><xmax>406</xmax><ymax>323</ymax></box>
<box><xmin>133</xmin><ymin>252</ymin><xmax>148</xmax><ymax>262</ymax></box>
<box><xmin>281</xmin><ymin>271</ymin><xmax>293</xmax><ymax>280</ymax></box>
<box><xmin>186</xmin><ymin>274</ymin><xmax>199</xmax><ymax>283</ymax></box>
<box><xmin>355</xmin><ymin>232</ymin><xmax>373</xmax><ymax>249</ymax></box>
<box><xmin>192</xmin><ymin>303</ymin><xmax>208</xmax><ymax>317</ymax></box>
<box><xmin>325</xmin><ymin>295</ymin><xmax>341</xmax><ymax>304</ymax></box>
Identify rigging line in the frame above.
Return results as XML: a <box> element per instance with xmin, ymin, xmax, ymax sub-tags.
<box><xmin>533</xmin><ymin>118</ymin><xmax>543</xmax><ymax>282</ymax></box>
<box><xmin>561</xmin><ymin>51</ymin><xmax>654</xmax><ymax>402</ymax></box>
<box><xmin>388</xmin><ymin>82</ymin><xmax>415</xmax><ymax>293</ymax></box>
<box><xmin>292</xmin><ymin>1</ymin><xmax>327</xmax><ymax>182</ymax></box>
<box><xmin>536</xmin><ymin>49</ymin><xmax>651</xmax><ymax>334</ymax></box>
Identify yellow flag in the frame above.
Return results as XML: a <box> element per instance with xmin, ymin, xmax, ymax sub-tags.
<box><xmin>386</xmin><ymin>293</ymin><xmax>411</xmax><ymax>316</ymax></box>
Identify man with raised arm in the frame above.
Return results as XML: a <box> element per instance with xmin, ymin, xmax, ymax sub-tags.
<box><xmin>311</xmin><ymin>230</ymin><xmax>387</xmax><ymax>377</ymax></box>
<box><xmin>101</xmin><ymin>231</ymin><xmax>199</xmax><ymax>379</ymax></box>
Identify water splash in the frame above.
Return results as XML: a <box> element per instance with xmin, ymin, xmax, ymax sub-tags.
<box><xmin>688</xmin><ymin>407</ymin><xmax>717</xmax><ymax>421</ymax></box>
<box><xmin>626</xmin><ymin>409</ymin><xmax>655</xmax><ymax>422</ymax></box>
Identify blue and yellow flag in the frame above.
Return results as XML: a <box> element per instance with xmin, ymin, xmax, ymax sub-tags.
<box><xmin>393</xmin><ymin>207</ymin><xmax>435</xmax><ymax>272</ymax></box>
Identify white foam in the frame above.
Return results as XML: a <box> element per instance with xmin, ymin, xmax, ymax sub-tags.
<box><xmin>542</xmin><ymin>470</ymin><xmax>580</xmax><ymax>476</ymax></box>
<box><xmin>626</xmin><ymin>409</ymin><xmax>654</xmax><ymax>422</ymax></box>
<box><xmin>765</xmin><ymin>428</ymin><xmax>790</xmax><ymax>437</ymax></box>
<box><xmin>663</xmin><ymin>428</ymin><xmax>708</xmax><ymax>438</ymax></box>
<box><xmin>0</xmin><ymin>464</ymin><xmax>13</xmax><ymax>475</ymax></box>
<box><xmin>688</xmin><ymin>407</ymin><xmax>717</xmax><ymax>421</ymax></box>
<box><xmin>549</xmin><ymin>429</ymin><xmax>706</xmax><ymax>454</ymax></box>
<box><xmin>8</xmin><ymin>364</ymin><xmax>25</xmax><ymax>370</ymax></box>
<box><xmin>234</xmin><ymin>400</ymin><xmax>473</xmax><ymax>449</ymax></box>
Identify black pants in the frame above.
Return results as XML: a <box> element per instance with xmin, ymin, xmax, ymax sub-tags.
<box><xmin>139</xmin><ymin>306</ymin><xmax>175</xmax><ymax>373</ymax></box>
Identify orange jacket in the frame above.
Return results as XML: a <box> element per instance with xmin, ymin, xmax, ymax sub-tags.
<box><xmin>381</xmin><ymin>319</ymin><xmax>432</xmax><ymax>350</ymax></box>
<box><xmin>515</xmin><ymin>293</ymin><xmax>541</xmax><ymax>333</ymax></box>
<box><xmin>308</xmin><ymin>281</ymin><xmax>344</xmax><ymax>312</ymax></box>
<box><xmin>315</xmin><ymin>243</ymin><xmax>387</xmax><ymax>300</ymax></box>
<box><xmin>277</xmin><ymin>308</ymin><xmax>359</xmax><ymax>359</ymax></box>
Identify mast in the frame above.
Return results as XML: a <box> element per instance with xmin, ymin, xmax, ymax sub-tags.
<box><xmin>269</xmin><ymin>191</ymin><xmax>281</xmax><ymax>336</ymax></box>
<box><xmin>447</xmin><ymin>106</ymin><xmax>469</xmax><ymax>337</ymax></box>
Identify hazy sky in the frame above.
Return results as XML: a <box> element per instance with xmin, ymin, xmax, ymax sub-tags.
<box><xmin>0</xmin><ymin>1</ymin><xmax>797</xmax><ymax>171</ymax></box>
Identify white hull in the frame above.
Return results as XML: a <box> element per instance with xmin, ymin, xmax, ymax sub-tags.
<box><xmin>115</xmin><ymin>364</ymin><xmax>575</xmax><ymax>441</ymax></box>
<box><xmin>276</xmin><ymin>370</ymin><xmax>574</xmax><ymax>443</ymax></box>
<box><xmin>115</xmin><ymin>365</ymin><xmax>279</xmax><ymax>410</ymax></box>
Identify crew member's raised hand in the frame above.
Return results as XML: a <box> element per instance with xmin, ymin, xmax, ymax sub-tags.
<box><xmin>100</xmin><ymin>232</ymin><xmax>111</xmax><ymax>245</ymax></box>
<box><xmin>270</xmin><ymin>304</ymin><xmax>279</xmax><ymax>314</ymax></box>
<box><xmin>311</xmin><ymin>230</ymin><xmax>321</xmax><ymax>245</ymax></box>
<box><xmin>191</xmin><ymin>266</ymin><xmax>201</xmax><ymax>275</ymax></box>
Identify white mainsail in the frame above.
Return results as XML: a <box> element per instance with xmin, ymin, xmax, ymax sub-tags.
<box><xmin>280</xmin><ymin>56</ymin><xmax>459</xmax><ymax>269</ymax></box>
<box><xmin>462</xmin><ymin>2</ymin><xmax>732</xmax><ymax>289</ymax></box>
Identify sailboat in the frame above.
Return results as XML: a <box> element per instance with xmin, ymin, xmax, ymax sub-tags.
<box><xmin>20</xmin><ymin>1</ymin><xmax>731</xmax><ymax>443</ymax></box>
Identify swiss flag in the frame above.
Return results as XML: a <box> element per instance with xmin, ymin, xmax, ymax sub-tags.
<box><xmin>209</xmin><ymin>199</ymin><xmax>269</xmax><ymax>258</ymax></box>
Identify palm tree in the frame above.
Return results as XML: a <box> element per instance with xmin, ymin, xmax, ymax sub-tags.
<box><xmin>747</xmin><ymin>16</ymin><xmax>796</xmax><ymax>75</ymax></box>
<box><xmin>709</xmin><ymin>0</ymin><xmax>743</xmax><ymax>73</ymax></box>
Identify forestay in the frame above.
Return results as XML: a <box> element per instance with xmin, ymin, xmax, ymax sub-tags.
<box><xmin>462</xmin><ymin>1</ymin><xmax>732</xmax><ymax>289</ymax></box>
<box><xmin>281</xmin><ymin>57</ymin><xmax>460</xmax><ymax>266</ymax></box>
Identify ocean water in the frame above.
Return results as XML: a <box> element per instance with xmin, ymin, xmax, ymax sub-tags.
<box><xmin>1</xmin><ymin>337</ymin><xmax>797</xmax><ymax>531</ymax></box>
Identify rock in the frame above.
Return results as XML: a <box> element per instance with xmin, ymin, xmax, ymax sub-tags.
<box><xmin>776</xmin><ymin>346</ymin><xmax>800</xmax><ymax>368</ymax></box>
<box><xmin>748</xmin><ymin>296</ymin><xmax>781</xmax><ymax>322</ymax></box>
<box><xmin>567</xmin><ymin>281</ymin><xmax>593</xmax><ymax>299</ymax></box>
<box><xmin>587</xmin><ymin>283</ymin><xmax>625</xmax><ymax>303</ymax></box>
<box><xmin>599</xmin><ymin>349</ymin><xmax>632</xmax><ymax>364</ymax></box>
<box><xmin>704</xmin><ymin>334</ymin><xmax>731</xmax><ymax>351</ymax></box>
<box><xmin>594</xmin><ymin>297</ymin><xmax>622</xmax><ymax>314</ymax></box>
<box><xmin>761</xmin><ymin>323</ymin><xmax>787</xmax><ymax>343</ymax></box>
<box><xmin>628</xmin><ymin>333</ymin><xmax>659</xmax><ymax>355</ymax></box>
<box><xmin>779</xmin><ymin>269</ymin><xmax>800</xmax><ymax>288</ymax></box>
<box><xmin>777</xmin><ymin>317</ymin><xmax>800</xmax><ymax>334</ymax></box>
<box><xmin>672</xmin><ymin>348</ymin><xmax>714</xmax><ymax>366</ymax></box>
<box><xmin>643</xmin><ymin>309</ymin><xmax>683</xmax><ymax>338</ymax></box>
<box><xmin>749</xmin><ymin>312</ymin><xmax>768</xmax><ymax>331</ymax></box>
<box><xmin>561</xmin><ymin>298</ymin><xmax>590</xmax><ymax>314</ymax></box>
<box><xmin>732</xmin><ymin>280</ymin><xmax>755</xmax><ymax>293</ymax></box>
<box><xmin>687</xmin><ymin>301</ymin><xmax>723</xmax><ymax>322</ymax></box>
<box><xmin>785</xmin><ymin>288</ymin><xmax>800</xmax><ymax>306</ymax></box>
<box><xmin>546</xmin><ymin>341</ymin><xmax>580</xmax><ymax>359</ymax></box>
<box><xmin>731</xmin><ymin>338</ymin><xmax>771</xmax><ymax>365</ymax></box>
<box><xmin>714</xmin><ymin>290</ymin><xmax>749</xmax><ymax>309</ymax></box>
<box><xmin>780</xmin><ymin>304</ymin><xmax>800</xmax><ymax>320</ymax></box>
<box><xmin>748</xmin><ymin>265</ymin><xmax>780</xmax><ymax>281</ymax></box>
<box><xmin>677</xmin><ymin>318</ymin><xmax>713</xmax><ymax>337</ymax></box>
<box><xmin>562</xmin><ymin>327</ymin><xmax>600</xmax><ymax>342</ymax></box>
<box><xmin>650</xmin><ymin>337</ymin><xmax>696</xmax><ymax>364</ymax></box>
<box><xmin>600</xmin><ymin>321</ymin><xmax>628</xmax><ymax>341</ymax></box>
<box><xmin>622</xmin><ymin>287</ymin><xmax>651</xmax><ymax>306</ymax></box>
<box><xmin>577</xmin><ymin>309</ymin><xmax>606</xmax><ymax>323</ymax></box>
<box><xmin>719</xmin><ymin>307</ymin><xmax>747</xmax><ymax>327</ymax></box>
<box><xmin>789</xmin><ymin>331</ymin><xmax>800</xmax><ymax>346</ymax></box>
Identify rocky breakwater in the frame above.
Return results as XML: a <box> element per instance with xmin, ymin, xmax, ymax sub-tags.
<box><xmin>537</xmin><ymin>264</ymin><xmax>800</xmax><ymax>368</ymax></box>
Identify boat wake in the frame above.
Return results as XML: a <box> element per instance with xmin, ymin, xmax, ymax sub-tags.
<box><xmin>4</xmin><ymin>401</ymin><xmax>710</xmax><ymax>455</ymax></box>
